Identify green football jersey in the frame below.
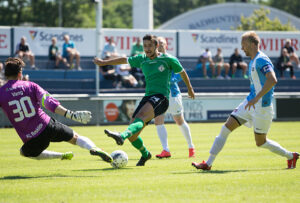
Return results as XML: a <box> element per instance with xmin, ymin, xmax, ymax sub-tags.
<box><xmin>128</xmin><ymin>53</ymin><xmax>183</xmax><ymax>99</ymax></box>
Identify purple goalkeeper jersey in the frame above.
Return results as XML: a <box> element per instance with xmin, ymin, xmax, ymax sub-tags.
<box><xmin>0</xmin><ymin>80</ymin><xmax>59</xmax><ymax>143</ymax></box>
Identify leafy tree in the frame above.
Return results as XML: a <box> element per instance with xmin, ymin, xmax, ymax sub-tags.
<box><xmin>102</xmin><ymin>0</ymin><xmax>132</xmax><ymax>28</ymax></box>
<box><xmin>30</xmin><ymin>0</ymin><xmax>57</xmax><ymax>26</ymax></box>
<box><xmin>268</xmin><ymin>0</ymin><xmax>300</xmax><ymax>18</ymax></box>
<box><xmin>0</xmin><ymin>0</ymin><xmax>29</xmax><ymax>26</ymax></box>
<box><xmin>2</xmin><ymin>0</ymin><xmax>298</xmax><ymax>29</ymax></box>
<box><xmin>0</xmin><ymin>0</ymin><xmax>94</xmax><ymax>27</ymax></box>
<box><xmin>0</xmin><ymin>0</ymin><xmax>132</xmax><ymax>28</ymax></box>
<box><xmin>236</xmin><ymin>7</ymin><xmax>297</xmax><ymax>31</ymax></box>
<box><xmin>61</xmin><ymin>0</ymin><xmax>95</xmax><ymax>28</ymax></box>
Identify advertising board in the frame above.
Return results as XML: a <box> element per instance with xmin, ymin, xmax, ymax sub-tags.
<box><xmin>14</xmin><ymin>27</ymin><xmax>95</xmax><ymax>56</ymax></box>
<box><xmin>0</xmin><ymin>27</ymin><xmax>11</xmax><ymax>56</ymax></box>
<box><xmin>179</xmin><ymin>30</ymin><xmax>300</xmax><ymax>58</ymax></box>
<box><xmin>102</xmin><ymin>29</ymin><xmax>177</xmax><ymax>57</ymax></box>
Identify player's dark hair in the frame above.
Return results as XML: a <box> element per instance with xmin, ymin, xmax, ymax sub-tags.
<box><xmin>143</xmin><ymin>34</ymin><xmax>158</xmax><ymax>46</ymax></box>
<box><xmin>4</xmin><ymin>57</ymin><xmax>25</xmax><ymax>77</ymax></box>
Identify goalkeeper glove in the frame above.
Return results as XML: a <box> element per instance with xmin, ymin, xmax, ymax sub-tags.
<box><xmin>64</xmin><ymin>110</ymin><xmax>92</xmax><ymax>124</ymax></box>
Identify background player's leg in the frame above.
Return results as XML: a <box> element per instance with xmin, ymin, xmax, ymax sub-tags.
<box><xmin>155</xmin><ymin>115</ymin><xmax>169</xmax><ymax>152</ymax></box>
<box><xmin>156</xmin><ymin>124</ymin><xmax>169</xmax><ymax>151</ymax></box>
<box><xmin>173</xmin><ymin>114</ymin><xmax>195</xmax><ymax>157</ymax></box>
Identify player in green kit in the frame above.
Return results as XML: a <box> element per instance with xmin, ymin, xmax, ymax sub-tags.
<box><xmin>93</xmin><ymin>34</ymin><xmax>195</xmax><ymax>166</ymax></box>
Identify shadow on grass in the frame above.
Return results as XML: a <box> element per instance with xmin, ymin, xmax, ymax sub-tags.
<box><xmin>246</xmin><ymin>168</ymin><xmax>288</xmax><ymax>172</ymax></box>
<box><xmin>0</xmin><ymin>174</ymin><xmax>97</xmax><ymax>180</ymax></box>
<box><xmin>172</xmin><ymin>167</ymin><xmax>288</xmax><ymax>174</ymax></box>
<box><xmin>171</xmin><ymin>169</ymin><xmax>248</xmax><ymax>174</ymax></box>
<box><xmin>74</xmin><ymin>166</ymin><xmax>135</xmax><ymax>172</ymax></box>
<box><xmin>201</xmin><ymin>169</ymin><xmax>248</xmax><ymax>174</ymax></box>
<box><xmin>130</xmin><ymin>157</ymin><xmax>187</xmax><ymax>161</ymax></box>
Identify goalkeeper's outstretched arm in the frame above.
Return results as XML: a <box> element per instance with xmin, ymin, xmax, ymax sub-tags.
<box><xmin>41</xmin><ymin>93</ymin><xmax>92</xmax><ymax>124</ymax></box>
<box><xmin>56</xmin><ymin>106</ymin><xmax>92</xmax><ymax>124</ymax></box>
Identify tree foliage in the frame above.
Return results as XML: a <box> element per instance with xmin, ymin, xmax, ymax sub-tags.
<box><xmin>0</xmin><ymin>0</ymin><xmax>299</xmax><ymax>29</ymax></box>
<box><xmin>102</xmin><ymin>0</ymin><xmax>132</xmax><ymax>28</ymax></box>
<box><xmin>236</xmin><ymin>7</ymin><xmax>297</xmax><ymax>31</ymax></box>
<box><xmin>0</xmin><ymin>0</ymin><xmax>30</xmax><ymax>26</ymax></box>
<box><xmin>268</xmin><ymin>0</ymin><xmax>300</xmax><ymax>19</ymax></box>
<box><xmin>0</xmin><ymin>0</ymin><xmax>224</xmax><ymax>28</ymax></box>
<box><xmin>0</xmin><ymin>0</ymin><xmax>131</xmax><ymax>28</ymax></box>
<box><xmin>0</xmin><ymin>0</ymin><xmax>96</xmax><ymax>27</ymax></box>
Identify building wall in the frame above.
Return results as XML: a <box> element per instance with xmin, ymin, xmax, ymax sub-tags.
<box><xmin>159</xmin><ymin>3</ymin><xmax>300</xmax><ymax>30</ymax></box>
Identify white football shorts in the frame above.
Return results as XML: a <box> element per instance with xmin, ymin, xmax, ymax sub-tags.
<box><xmin>231</xmin><ymin>99</ymin><xmax>274</xmax><ymax>134</ymax></box>
<box><xmin>167</xmin><ymin>94</ymin><xmax>183</xmax><ymax>116</ymax></box>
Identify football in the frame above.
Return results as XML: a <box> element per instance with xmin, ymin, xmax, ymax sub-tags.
<box><xmin>110</xmin><ymin>150</ymin><xmax>128</xmax><ymax>168</ymax></box>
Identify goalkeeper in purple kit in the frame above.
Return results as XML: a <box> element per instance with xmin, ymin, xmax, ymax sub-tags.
<box><xmin>0</xmin><ymin>57</ymin><xmax>112</xmax><ymax>163</ymax></box>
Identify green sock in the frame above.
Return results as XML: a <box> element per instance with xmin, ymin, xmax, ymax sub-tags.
<box><xmin>121</xmin><ymin>118</ymin><xmax>144</xmax><ymax>140</ymax></box>
<box><xmin>131</xmin><ymin>137</ymin><xmax>149</xmax><ymax>158</ymax></box>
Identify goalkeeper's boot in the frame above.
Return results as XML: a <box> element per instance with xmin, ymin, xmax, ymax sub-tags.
<box><xmin>189</xmin><ymin>148</ymin><xmax>195</xmax><ymax>158</ymax></box>
<box><xmin>287</xmin><ymin>152</ymin><xmax>299</xmax><ymax>169</ymax></box>
<box><xmin>61</xmin><ymin>152</ymin><xmax>74</xmax><ymax>160</ymax></box>
<box><xmin>192</xmin><ymin>160</ymin><xmax>211</xmax><ymax>171</ymax></box>
<box><xmin>156</xmin><ymin>150</ymin><xmax>171</xmax><ymax>159</ymax></box>
<box><xmin>90</xmin><ymin>147</ymin><xmax>112</xmax><ymax>163</ymax></box>
<box><xmin>136</xmin><ymin>152</ymin><xmax>152</xmax><ymax>166</ymax></box>
<box><xmin>104</xmin><ymin>129</ymin><xmax>124</xmax><ymax>145</ymax></box>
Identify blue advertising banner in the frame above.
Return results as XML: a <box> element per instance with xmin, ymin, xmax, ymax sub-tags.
<box><xmin>207</xmin><ymin>110</ymin><xmax>232</xmax><ymax>120</ymax></box>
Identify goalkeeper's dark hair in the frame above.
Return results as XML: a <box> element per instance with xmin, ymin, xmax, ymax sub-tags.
<box><xmin>4</xmin><ymin>57</ymin><xmax>25</xmax><ymax>77</ymax></box>
<box><xmin>143</xmin><ymin>34</ymin><xmax>158</xmax><ymax>46</ymax></box>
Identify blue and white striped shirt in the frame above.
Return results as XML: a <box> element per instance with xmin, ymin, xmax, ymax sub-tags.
<box><xmin>247</xmin><ymin>51</ymin><xmax>275</xmax><ymax>107</ymax></box>
<box><xmin>170</xmin><ymin>71</ymin><xmax>182</xmax><ymax>97</ymax></box>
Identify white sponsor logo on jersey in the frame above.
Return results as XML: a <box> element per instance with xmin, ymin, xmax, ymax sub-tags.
<box><xmin>158</xmin><ymin>65</ymin><xmax>165</xmax><ymax>72</ymax></box>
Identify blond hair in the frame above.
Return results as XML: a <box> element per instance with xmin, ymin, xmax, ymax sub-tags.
<box><xmin>242</xmin><ymin>31</ymin><xmax>260</xmax><ymax>46</ymax></box>
<box><xmin>157</xmin><ymin>36</ymin><xmax>167</xmax><ymax>45</ymax></box>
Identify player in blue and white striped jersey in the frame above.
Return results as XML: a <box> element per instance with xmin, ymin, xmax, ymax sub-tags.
<box><xmin>192</xmin><ymin>31</ymin><xmax>298</xmax><ymax>170</ymax></box>
<box><xmin>155</xmin><ymin>37</ymin><xmax>195</xmax><ymax>159</ymax></box>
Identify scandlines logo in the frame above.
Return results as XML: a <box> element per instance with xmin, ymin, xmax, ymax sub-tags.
<box><xmin>29</xmin><ymin>30</ymin><xmax>38</xmax><ymax>40</ymax></box>
<box><xmin>191</xmin><ymin>33</ymin><xmax>199</xmax><ymax>42</ymax></box>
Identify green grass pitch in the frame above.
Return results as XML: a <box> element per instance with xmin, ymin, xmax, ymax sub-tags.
<box><xmin>0</xmin><ymin>122</ymin><xmax>299</xmax><ymax>202</ymax></box>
